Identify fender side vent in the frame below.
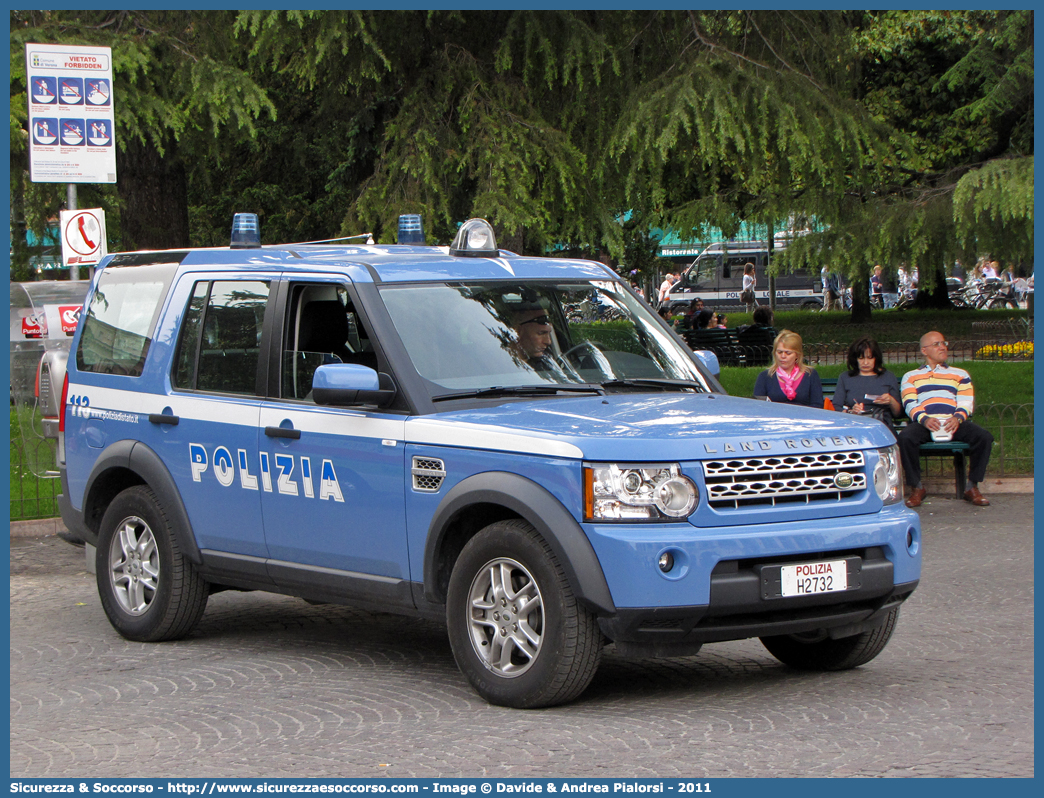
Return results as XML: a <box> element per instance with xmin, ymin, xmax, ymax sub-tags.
<box><xmin>412</xmin><ymin>457</ymin><xmax>446</xmax><ymax>492</ymax></box>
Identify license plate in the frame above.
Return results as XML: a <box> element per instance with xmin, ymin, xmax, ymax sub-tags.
<box><xmin>780</xmin><ymin>559</ymin><xmax>848</xmax><ymax>597</ymax></box>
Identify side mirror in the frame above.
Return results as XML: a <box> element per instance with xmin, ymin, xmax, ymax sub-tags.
<box><xmin>693</xmin><ymin>349</ymin><xmax>720</xmax><ymax>378</ymax></box>
<box><xmin>312</xmin><ymin>364</ymin><xmax>397</xmax><ymax>407</ymax></box>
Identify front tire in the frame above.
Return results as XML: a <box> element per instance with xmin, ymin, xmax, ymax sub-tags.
<box><xmin>760</xmin><ymin>607</ymin><xmax>900</xmax><ymax>671</ymax></box>
<box><xmin>446</xmin><ymin>519</ymin><xmax>602</xmax><ymax>708</ymax></box>
<box><xmin>96</xmin><ymin>485</ymin><xmax>209</xmax><ymax>642</ymax></box>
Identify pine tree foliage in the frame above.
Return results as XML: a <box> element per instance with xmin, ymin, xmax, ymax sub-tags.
<box><xmin>238</xmin><ymin>10</ymin><xmax>620</xmax><ymax>251</ymax></box>
<box><xmin>779</xmin><ymin>9</ymin><xmax>1033</xmax><ymax>318</ymax></box>
<box><xmin>954</xmin><ymin>156</ymin><xmax>1034</xmax><ymax>263</ymax></box>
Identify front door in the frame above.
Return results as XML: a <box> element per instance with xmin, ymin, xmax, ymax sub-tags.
<box><xmin>257</xmin><ymin>279</ymin><xmax>411</xmax><ymax>601</ymax></box>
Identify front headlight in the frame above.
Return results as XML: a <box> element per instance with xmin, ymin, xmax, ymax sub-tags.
<box><xmin>584</xmin><ymin>463</ymin><xmax>698</xmax><ymax>521</ymax></box>
<box><xmin>873</xmin><ymin>444</ymin><xmax>903</xmax><ymax>505</ymax></box>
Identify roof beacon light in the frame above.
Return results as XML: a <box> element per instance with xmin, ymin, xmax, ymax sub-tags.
<box><xmin>230</xmin><ymin>213</ymin><xmax>261</xmax><ymax>248</ymax></box>
<box><xmin>397</xmin><ymin>214</ymin><xmax>425</xmax><ymax>244</ymax></box>
<box><xmin>450</xmin><ymin>218</ymin><xmax>499</xmax><ymax>257</ymax></box>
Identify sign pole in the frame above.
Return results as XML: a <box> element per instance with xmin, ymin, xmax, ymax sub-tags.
<box><xmin>67</xmin><ymin>183</ymin><xmax>79</xmax><ymax>280</ymax></box>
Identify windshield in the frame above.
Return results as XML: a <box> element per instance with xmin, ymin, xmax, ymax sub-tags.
<box><xmin>681</xmin><ymin>255</ymin><xmax>718</xmax><ymax>288</ymax></box>
<box><xmin>380</xmin><ymin>280</ymin><xmax>710</xmax><ymax>397</ymax></box>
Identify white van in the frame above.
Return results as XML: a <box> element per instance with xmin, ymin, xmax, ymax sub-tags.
<box><xmin>664</xmin><ymin>241</ymin><xmax>824</xmax><ymax>312</ymax></box>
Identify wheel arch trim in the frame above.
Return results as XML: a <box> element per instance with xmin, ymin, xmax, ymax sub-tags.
<box><xmin>423</xmin><ymin>472</ymin><xmax>616</xmax><ymax>614</ymax></box>
<box><xmin>84</xmin><ymin>440</ymin><xmax>202</xmax><ymax>565</ymax></box>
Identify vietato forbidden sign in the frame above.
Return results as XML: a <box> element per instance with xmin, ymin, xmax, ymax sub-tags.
<box><xmin>60</xmin><ymin>208</ymin><xmax>107</xmax><ymax>267</ymax></box>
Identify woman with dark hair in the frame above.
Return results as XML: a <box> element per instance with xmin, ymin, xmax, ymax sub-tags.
<box><xmin>695</xmin><ymin>308</ymin><xmax>715</xmax><ymax>329</ymax></box>
<box><xmin>834</xmin><ymin>336</ymin><xmax>902</xmax><ymax>425</ymax></box>
<box><xmin>679</xmin><ymin>297</ymin><xmax>705</xmax><ymax>330</ymax></box>
<box><xmin>753</xmin><ymin>330</ymin><xmax>823</xmax><ymax>407</ymax></box>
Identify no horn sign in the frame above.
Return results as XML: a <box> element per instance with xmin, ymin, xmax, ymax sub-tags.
<box><xmin>60</xmin><ymin>208</ymin><xmax>107</xmax><ymax>267</ymax></box>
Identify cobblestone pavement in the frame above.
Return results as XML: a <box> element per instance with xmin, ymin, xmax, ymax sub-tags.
<box><xmin>10</xmin><ymin>494</ymin><xmax>1033</xmax><ymax>779</ymax></box>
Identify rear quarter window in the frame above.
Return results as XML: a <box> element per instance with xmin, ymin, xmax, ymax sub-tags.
<box><xmin>75</xmin><ymin>262</ymin><xmax>178</xmax><ymax>376</ymax></box>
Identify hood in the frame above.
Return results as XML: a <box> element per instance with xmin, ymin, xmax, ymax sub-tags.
<box><xmin>405</xmin><ymin>393</ymin><xmax>896</xmax><ymax>461</ymax></box>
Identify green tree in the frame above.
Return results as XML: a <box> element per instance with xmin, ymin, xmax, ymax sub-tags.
<box><xmin>605</xmin><ymin>10</ymin><xmax>1032</xmax><ymax>321</ymax></box>
<box><xmin>236</xmin><ymin>10</ymin><xmax>622</xmax><ymax>253</ymax></box>
<box><xmin>843</xmin><ymin>10</ymin><xmax>1033</xmax><ymax>315</ymax></box>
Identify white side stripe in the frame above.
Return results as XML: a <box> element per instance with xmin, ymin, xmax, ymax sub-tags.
<box><xmin>406</xmin><ymin>418</ymin><xmax>583</xmax><ymax>459</ymax></box>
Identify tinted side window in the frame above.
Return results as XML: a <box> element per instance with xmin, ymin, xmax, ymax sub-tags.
<box><xmin>173</xmin><ymin>280</ymin><xmax>269</xmax><ymax>395</ymax></box>
<box><xmin>281</xmin><ymin>283</ymin><xmax>376</xmax><ymax>401</ymax></box>
<box><xmin>724</xmin><ymin>255</ymin><xmax>750</xmax><ymax>281</ymax></box>
<box><xmin>76</xmin><ymin>262</ymin><xmax>177</xmax><ymax>376</ymax></box>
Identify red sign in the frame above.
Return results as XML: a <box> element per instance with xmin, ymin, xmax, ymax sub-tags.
<box><xmin>59</xmin><ymin>305</ymin><xmax>82</xmax><ymax>335</ymax></box>
<box><xmin>21</xmin><ymin>313</ymin><xmax>46</xmax><ymax>339</ymax></box>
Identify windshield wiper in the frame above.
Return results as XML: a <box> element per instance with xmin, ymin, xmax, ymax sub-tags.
<box><xmin>432</xmin><ymin>384</ymin><xmax>605</xmax><ymax>402</ymax></box>
<box><xmin>599</xmin><ymin>378</ymin><xmax>704</xmax><ymax>392</ymax></box>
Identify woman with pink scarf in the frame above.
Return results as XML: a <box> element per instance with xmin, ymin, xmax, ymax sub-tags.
<box><xmin>752</xmin><ymin>330</ymin><xmax>824</xmax><ymax>407</ymax></box>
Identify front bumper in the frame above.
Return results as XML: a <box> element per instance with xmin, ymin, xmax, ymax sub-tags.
<box><xmin>586</xmin><ymin>506</ymin><xmax>921</xmax><ymax>654</ymax></box>
<box><xmin>601</xmin><ymin>572</ymin><xmax>918</xmax><ymax>657</ymax></box>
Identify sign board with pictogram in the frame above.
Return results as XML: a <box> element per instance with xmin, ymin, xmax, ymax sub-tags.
<box><xmin>60</xmin><ymin>208</ymin><xmax>108</xmax><ymax>269</ymax></box>
<box><xmin>25</xmin><ymin>43</ymin><xmax>116</xmax><ymax>183</ymax></box>
<box><xmin>9</xmin><ymin>303</ymin><xmax>83</xmax><ymax>341</ymax></box>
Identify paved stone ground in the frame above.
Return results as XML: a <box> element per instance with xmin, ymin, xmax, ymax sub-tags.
<box><xmin>10</xmin><ymin>494</ymin><xmax>1033</xmax><ymax>778</ymax></box>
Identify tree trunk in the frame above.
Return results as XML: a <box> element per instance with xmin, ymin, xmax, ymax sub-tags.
<box><xmin>913</xmin><ymin>262</ymin><xmax>954</xmax><ymax>309</ymax></box>
<box><xmin>849</xmin><ymin>264</ymin><xmax>872</xmax><ymax>324</ymax></box>
<box><xmin>116</xmin><ymin>137</ymin><xmax>190</xmax><ymax>250</ymax></box>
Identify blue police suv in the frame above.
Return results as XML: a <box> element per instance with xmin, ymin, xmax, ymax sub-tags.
<box><xmin>53</xmin><ymin>216</ymin><xmax>920</xmax><ymax>707</ymax></box>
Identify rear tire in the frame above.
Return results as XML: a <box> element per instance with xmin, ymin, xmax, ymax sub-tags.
<box><xmin>760</xmin><ymin>607</ymin><xmax>900</xmax><ymax>671</ymax></box>
<box><xmin>446</xmin><ymin>519</ymin><xmax>602</xmax><ymax>708</ymax></box>
<box><xmin>96</xmin><ymin>485</ymin><xmax>209</xmax><ymax>642</ymax></box>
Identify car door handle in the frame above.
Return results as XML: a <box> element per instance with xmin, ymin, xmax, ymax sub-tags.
<box><xmin>148</xmin><ymin>413</ymin><xmax>179</xmax><ymax>426</ymax></box>
<box><xmin>265</xmin><ymin>426</ymin><xmax>301</xmax><ymax>440</ymax></box>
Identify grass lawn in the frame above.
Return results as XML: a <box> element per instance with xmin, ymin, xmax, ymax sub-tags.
<box><xmin>718</xmin><ymin>360</ymin><xmax>1034</xmax><ymax>407</ymax></box>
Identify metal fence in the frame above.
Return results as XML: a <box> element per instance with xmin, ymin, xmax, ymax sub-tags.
<box><xmin>701</xmin><ymin>338</ymin><xmax>1033</xmax><ymax>369</ymax></box>
<box><xmin>803</xmin><ymin>339</ymin><xmax>1033</xmax><ymax>366</ymax></box>
<box><xmin>9</xmin><ymin>455</ymin><xmax>62</xmax><ymax>522</ymax></box>
<box><xmin>973</xmin><ymin>403</ymin><xmax>1035</xmax><ymax>477</ymax></box>
<box><xmin>9</xmin><ymin>402</ymin><xmax>1033</xmax><ymax>521</ymax></box>
<box><xmin>916</xmin><ymin>404</ymin><xmax>1033</xmax><ymax>482</ymax></box>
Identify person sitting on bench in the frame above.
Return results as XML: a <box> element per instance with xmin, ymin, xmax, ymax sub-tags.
<box><xmin>753</xmin><ymin>329</ymin><xmax>823</xmax><ymax>407</ymax></box>
<box><xmin>900</xmin><ymin>331</ymin><xmax>993</xmax><ymax>508</ymax></box>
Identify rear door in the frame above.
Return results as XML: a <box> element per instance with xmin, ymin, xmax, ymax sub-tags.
<box><xmin>159</xmin><ymin>274</ymin><xmax>275</xmax><ymax>558</ymax></box>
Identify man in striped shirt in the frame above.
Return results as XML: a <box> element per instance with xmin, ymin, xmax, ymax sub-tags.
<box><xmin>900</xmin><ymin>331</ymin><xmax>993</xmax><ymax>507</ymax></box>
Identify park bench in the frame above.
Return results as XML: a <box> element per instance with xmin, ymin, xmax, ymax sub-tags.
<box><xmin>821</xmin><ymin>379</ymin><xmax>970</xmax><ymax>499</ymax></box>
<box><xmin>683</xmin><ymin>327</ymin><xmax>746</xmax><ymax>367</ymax></box>
<box><xmin>735</xmin><ymin>325</ymin><xmax>776</xmax><ymax>366</ymax></box>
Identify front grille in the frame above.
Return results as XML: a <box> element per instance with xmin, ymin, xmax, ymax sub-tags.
<box><xmin>703</xmin><ymin>451</ymin><xmax>866</xmax><ymax>509</ymax></box>
<box><xmin>411</xmin><ymin>457</ymin><xmax>446</xmax><ymax>492</ymax></box>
